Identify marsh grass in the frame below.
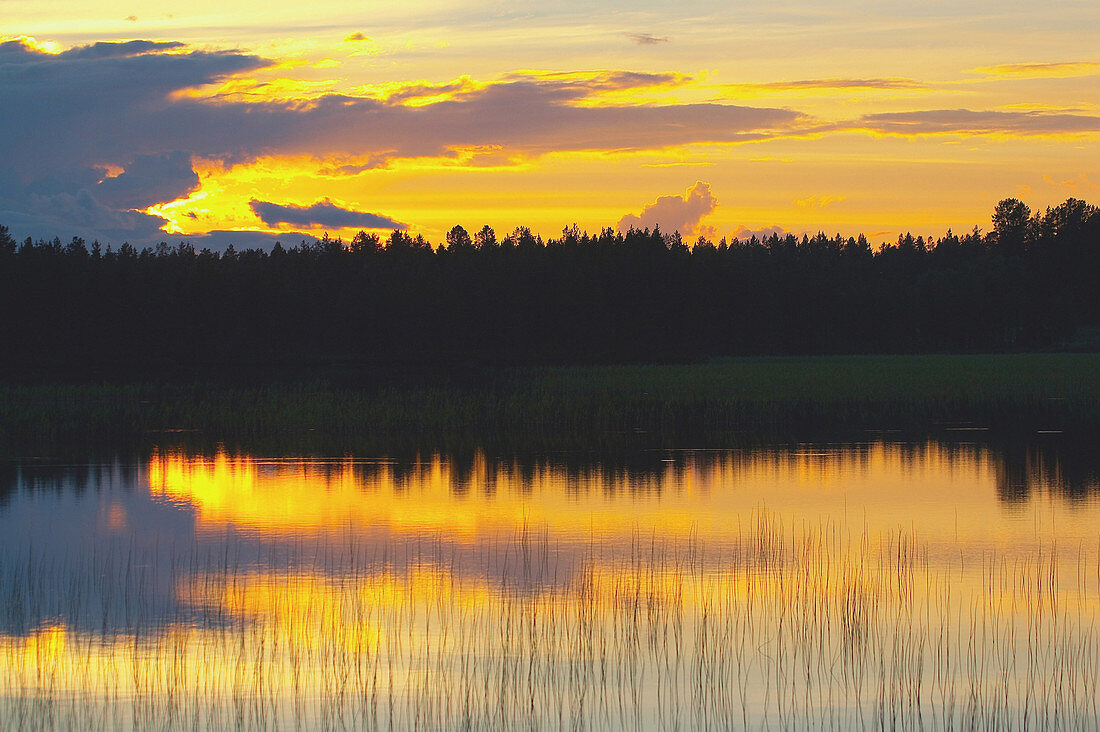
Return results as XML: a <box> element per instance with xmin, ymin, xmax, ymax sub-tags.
<box><xmin>2</xmin><ymin>512</ymin><xmax>1099</xmax><ymax>730</ymax></box>
<box><xmin>2</xmin><ymin>354</ymin><xmax>1099</xmax><ymax>456</ymax></box>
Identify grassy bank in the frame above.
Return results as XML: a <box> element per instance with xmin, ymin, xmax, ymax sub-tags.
<box><xmin>2</xmin><ymin>353</ymin><xmax>1099</xmax><ymax>456</ymax></box>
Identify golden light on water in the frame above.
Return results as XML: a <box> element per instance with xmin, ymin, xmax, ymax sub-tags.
<box><xmin>147</xmin><ymin>445</ymin><xmax>1075</xmax><ymax>553</ymax></box>
<box><xmin>5</xmin><ymin>445</ymin><xmax>1100</xmax><ymax>727</ymax></box>
<box><xmin>5</xmin><ymin>533</ymin><xmax>1099</xmax><ymax>727</ymax></box>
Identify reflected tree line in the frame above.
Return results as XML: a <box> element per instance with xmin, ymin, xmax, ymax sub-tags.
<box><xmin>3</xmin><ymin>437</ymin><xmax>1098</xmax><ymax>507</ymax></box>
<box><xmin>0</xmin><ymin>197</ymin><xmax>1097</xmax><ymax>368</ymax></box>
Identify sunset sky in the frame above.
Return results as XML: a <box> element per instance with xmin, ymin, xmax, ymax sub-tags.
<box><xmin>2</xmin><ymin>0</ymin><xmax>1098</xmax><ymax>248</ymax></box>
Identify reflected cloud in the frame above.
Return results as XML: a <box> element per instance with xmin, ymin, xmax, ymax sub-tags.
<box><xmin>3</xmin><ymin>439</ymin><xmax>1100</xmax><ymax>728</ymax></box>
<box><xmin>2</xmin><ymin>438</ymin><xmax>1097</xmax><ymax>646</ymax></box>
<box><xmin>2</xmin><ymin>522</ymin><xmax>1098</xmax><ymax>729</ymax></box>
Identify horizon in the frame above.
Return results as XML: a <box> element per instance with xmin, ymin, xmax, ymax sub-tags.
<box><xmin>5</xmin><ymin>194</ymin><xmax>1092</xmax><ymax>254</ymax></box>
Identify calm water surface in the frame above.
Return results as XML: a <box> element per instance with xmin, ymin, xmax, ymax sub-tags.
<box><xmin>3</xmin><ymin>438</ymin><xmax>1099</xmax><ymax>729</ymax></box>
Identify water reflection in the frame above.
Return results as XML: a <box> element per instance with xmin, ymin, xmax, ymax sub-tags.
<box><xmin>2</xmin><ymin>438</ymin><xmax>1100</xmax><ymax>729</ymax></box>
<box><xmin>142</xmin><ymin>440</ymin><xmax>1100</xmax><ymax>551</ymax></box>
<box><xmin>993</xmin><ymin>435</ymin><xmax>1100</xmax><ymax>502</ymax></box>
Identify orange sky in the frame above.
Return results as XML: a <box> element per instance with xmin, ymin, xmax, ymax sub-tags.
<box><xmin>2</xmin><ymin>0</ymin><xmax>1098</xmax><ymax>246</ymax></box>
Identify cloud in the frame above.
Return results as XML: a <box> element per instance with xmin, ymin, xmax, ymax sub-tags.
<box><xmin>976</xmin><ymin>61</ymin><xmax>1100</xmax><ymax>79</ymax></box>
<box><xmin>249</xmin><ymin>198</ymin><xmax>406</xmax><ymax>230</ymax></box>
<box><xmin>0</xmin><ymin>188</ymin><xmax>170</xmax><ymax>244</ymax></box>
<box><xmin>2</xmin><ymin>40</ymin><xmax>797</xmax><ymax>166</ymax></box>
<box><xmin>344</xmin><ymin>32</ymin><xmax>371</xmax><ymax>42</ymax></box>
<box><xmin>180</xmin><ymin>229</ymin><xmax>317</xmax><ymax>252</ymax></box>
<box><xmin>729</xmin><ymin>77</ymin><xmax>925</xmax><ymax>91</ymax></box>
<box><xmin>0</xmin><ymin>38</ymin><xmax>267</xmax><ymax>175</ymax></box>
<box><xmin>316</xmin><ymin>155</ymin><xmax>394</xmax><ymax>176</ymax></box>
<box><xmin>852</xmin><ymin>109</ymin><xmax>1100</xmax><ymax>136</ymax></box>
<box><xmin>385</xmin><ymin>78</ymin><xmax>474</xmax><ymax>104</ymax></box>
<box><xmin>61</xmin><ymin>39</ymin><xmax>185</xmax><ymax>59</ymax></box>
<box><xmin>1042</xmin><ymin>173</ymin><xmax>1100</xmax><ymax>195</ymax></box>
<box><xmin>618</xmin><ymin>182</ymin><xmax>717</xmax><ymax>235</ymax></box>
<box><xmin>794</xmin><ymin>194</ymin><xmax>846</xmax><ymax>209</ymax></box>
<box><xmin>95</xmin><ymin>152</ymin><xmax>200</xmax><ymax>210</ymax></box>
<box><xmin>0</xmin><ymin>37</ymin><xmax>805</xmax><ymax>244</ymax></box>
<box><xmin>642</xmin><ymin>160</ymin><xmax>714</xmax><ymax>168</ymax></box>
<box><xmin>731</xmin><ymin>224</ymin><xmax>791</xmax><ymax>241</ymax></box>
<box><xmin>498</xmin><ymin>69</ymin><xmax>690</xmax><ymax>94</ymax></box>
<box><xmin>626</xmin><ymin>33</ymin><xmax>670</xmax><ymax>45</ymax></box>
<box><xmin>0</xmin><ymin>38</ymin><xmax>267</xmax><ymax>243</ymax></box>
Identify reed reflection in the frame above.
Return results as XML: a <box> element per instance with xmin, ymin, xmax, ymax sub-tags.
<box><xmin>4</xmin><ymin>519</ymin><xmax>1099</xmax><ymax>730</ymax></box>
<box><xmin>3</xmin><ymin>439</ymin><xmax>1100</xmax><ymax>729</ymax></box>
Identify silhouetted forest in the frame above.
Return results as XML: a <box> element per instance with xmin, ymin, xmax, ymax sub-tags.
<box><xmin>1</xmin><ymin>197</ymin><xmax>1097</xmax><ymax>371</ymax></box>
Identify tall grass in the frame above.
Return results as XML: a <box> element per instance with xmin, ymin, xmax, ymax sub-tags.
<box><xmin>2</xmin><ymin>512</ymin><xmax>1098</xmax><ymax>730</ymax></box>
<box><xmin>3</xmin><ymin>353</ymin><xmax>1100</xmax><ymax>456</ymax></box>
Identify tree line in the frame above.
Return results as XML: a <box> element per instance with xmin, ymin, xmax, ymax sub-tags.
<box><xmin>0</xmin><ymin>197</ymin><xmax>1097</xmax><ymax>372</ymax></box>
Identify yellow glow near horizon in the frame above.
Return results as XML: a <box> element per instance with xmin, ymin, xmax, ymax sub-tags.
<box><xmin>4</xmin><ymin>2</ymin><xmax>1098</xmax><ymax>244</ymax></box>
<box><xmin>131</xmin><ymin>127</ymin><xmax>1099</xmax><ymax>245</ymax></box>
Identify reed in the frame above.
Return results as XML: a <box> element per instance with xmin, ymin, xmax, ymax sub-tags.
<box><xmin>2</xmin><ymin>511</ymin><xmax>1098</xmax><ymax>730</ymax></box>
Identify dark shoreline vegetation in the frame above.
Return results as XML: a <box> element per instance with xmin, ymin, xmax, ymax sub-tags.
<box><xmin>2</xmin><ymin>197</ymin><xmax>1098</xmax><ymax>464</ymax></box>
<box><xmin>1</xmin><ymin>197</ymin><xmax>1098</xmax><ymax>370</ymax></box>
<box><xmin>3</xmin><ymin>354</ymin><xmax>1099</xmax><ymax>457</ymax></box>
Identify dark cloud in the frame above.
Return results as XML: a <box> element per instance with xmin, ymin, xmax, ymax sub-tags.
<box><xmin>0</xmin><ymin>37</ymin><xmax>803</xmax><ymax>244</ymax></box>
<box><xmin>344</xmin><ymin>32</ymin><xmax>370</xmax><ymax>42</ymax></box>
<box><xmin>0</xmin><ymin>189</ymin><xmax>170</xmax><ymax>244</ymax></box>
<box><xmin>94</xmin><ymin>152</ymin><xmax>199</xmax><ymax>210</ymax></box>
<box><xmin>854</xmin><ymin>109</ymin><xmax>1100</xmax><ymax>135</ymax></box>
<box><xmin>60</xmin><ymin>40</ymin><xmax>185</xmax><ymax>59</ymax></box>
<box><xmin>354</xmin><ymin>81</ymin><xmax>793</xmax><ymax>156</ymax></box>
<box><xmin>0</xmin><ymin>38</ymin><xmax>267</xmax><ymax>243</ymax></box>
<box><xmin>626</xmin><ymin>33</ymin><xmax>670</xmax><ymax>45</ymax></box>
<box><xmin>0</xmin><ymin>38</ymin><xmax>268</xmax><ymax>174</ymax></box>
<box><xmin>731</xmin><ymin>224</ymin><xmax>792</xmax><ymax>241</ymax></box>
<box><xmin>180</xmin><ymin>229</ymin><xmax>317</xmax><ymax>253</ymax></box>
<box><xmin>0</xmin><ymin>38</ymin><xmax>794</xmax><ymax>170</ymax></box>
<box><xmin>618</xmin><ymin>182</ymin><xmax>717</xmax><ymax>235</ymax></box>
<box><xmin>250</xmin><ymin>198</ymin><xmax>406</xmax><ymax>230</ymax></box>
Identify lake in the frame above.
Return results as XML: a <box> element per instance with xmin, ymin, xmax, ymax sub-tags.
<box><xmin>2</xmin><ymin>434</ymin><xmax>1099</xmax><ymax>729</ymax></box>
